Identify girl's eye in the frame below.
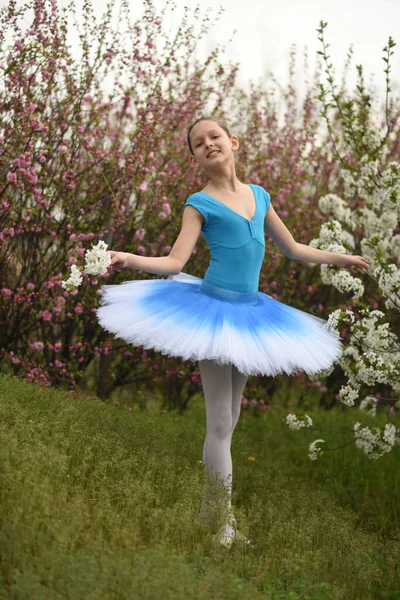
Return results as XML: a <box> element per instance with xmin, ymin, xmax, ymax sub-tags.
<box><xmin>196</xmin><ymin>136</ymin><xmax>219</xmax><ymax>147</ymax></box>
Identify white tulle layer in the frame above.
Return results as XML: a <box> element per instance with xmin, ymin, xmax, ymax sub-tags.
<box><xmin>96</xmin><ymin>272</ymin><xmax>342</xmax><ymax>377</ymax></box>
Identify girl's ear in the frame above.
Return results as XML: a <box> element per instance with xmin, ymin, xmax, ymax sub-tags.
<box><xmin>189</xmin><ymin>155</ymin><xmax>199</xmax><ymax>169</ymax></box>
<box><xmin>231</xmin><ymin>135</ymin><xmax>239</xmax><ymax>150</ymax></box>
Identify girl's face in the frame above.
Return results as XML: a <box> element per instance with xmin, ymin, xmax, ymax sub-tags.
<box><xmin>189</xmin><ymin>120</ymin><xmax>238</xmax><ymax>171</ymax></box>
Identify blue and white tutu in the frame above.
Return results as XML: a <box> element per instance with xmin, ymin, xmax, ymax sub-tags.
<box><xmin>96</xmin><ymin>272</ymin><xmax>342</xmax><ymax>377</ymax></box>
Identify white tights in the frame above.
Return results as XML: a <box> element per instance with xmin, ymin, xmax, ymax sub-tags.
<box><xmin>198</xmin><ymin>359</ymin><xmax>248</xmax><ymax>523</ymax></box>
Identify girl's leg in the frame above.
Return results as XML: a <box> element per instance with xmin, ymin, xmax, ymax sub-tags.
<box><xmin>231</xmin><ymin>363</ymin><xmax>248</xmax><ymax>435</ymax></box>
<box><xmin>198</xmin><ymin>359</ymin><xmax>234</xmax><ymax>519</ymax></box>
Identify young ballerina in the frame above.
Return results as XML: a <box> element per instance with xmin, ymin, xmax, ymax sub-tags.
<box><xmin>96</xmin><ymin>116</ymin><xmax>369</xmax><ymax>549</ymax></box>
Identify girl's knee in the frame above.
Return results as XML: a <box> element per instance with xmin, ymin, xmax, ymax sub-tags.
<box><xmin>208</xmin><ymin>414</ymin><xmax>233</xmax><ymax>439</ymax></box>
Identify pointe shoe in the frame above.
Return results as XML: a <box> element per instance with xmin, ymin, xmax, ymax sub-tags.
<box><xmin>213</xmin><ymin>513</ymin><xmax>255</xmax><ymax>549</ymax></box>
<box><xmin>212</xmin><ymin>512</ymin><xmax>237</xmax><ymax>549</ymax></box>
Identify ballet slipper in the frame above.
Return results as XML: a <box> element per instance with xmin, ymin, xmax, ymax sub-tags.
<box><xmin>212</xmin><ymin>512</ymin><xmax>237</xmax><ymax>549</ymax></box>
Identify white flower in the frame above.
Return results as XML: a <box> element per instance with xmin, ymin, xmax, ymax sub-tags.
<box><xmin>285</xmin><ymin>413</ymin><xmax>313</xmax><ymax>430</ymax></box>
<box><xmin>309</xmin><ymin>439</ymin><xmax>325</xmax><ymax>461</ymax></box>
<box><xmin>359</xmin><ymin>396</ymin><xmax>378</xmax><ymax>417</ymax></box>
<box><xmin>84</xmin><ymin>240</ymin><xmax>111</xmax><ymax>276</ymax></box>
<box><xmin>61</xmin><ymin>264</ymin><xmax>83</xmax><ymax>291</ymax></box>
<box><xmin>318</xmin><ymin>193</ymin><xmax>354</xmax><ymax>228</ymax></box>
<box><xmin>339</xmin><ymin>383</ymin><xmax>360</xmax><ymax>406</ymax></box>
<box><xmin>331</xmin><ymin>270</ymin><xmax>364</xmax><ymax>299</ymax></box>
<box><xmin>354</xmin><ymin>422</ymin><xmax>397</xmax><ymax>459</ymax></box>
<box><xmin>325</xmin><ymin>309</ymin><xmax>355</xmax><ymax>333</ymax></box>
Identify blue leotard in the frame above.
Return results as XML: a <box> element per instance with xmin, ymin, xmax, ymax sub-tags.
<box><xmin>184</xmin><ymin>184</ymin><xmax>271</xmax><ymax>294</ymax></box>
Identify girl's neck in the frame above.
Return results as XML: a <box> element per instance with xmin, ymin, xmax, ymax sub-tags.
<box><xmin>206</xmin><ymin>170</ymin><xmax>242</xmax><ymax>195</ymax></box>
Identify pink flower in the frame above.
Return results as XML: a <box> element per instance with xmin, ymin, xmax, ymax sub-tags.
<box><xmin>74</xmin><ymin>303</ymin><xmax>84</xmax><ymax>315</ymax></box>
<box><xmin>30</xmin><ymin>341</ymin><xmax>44</xmax><ymax>351</ymax></box>
<box><xmin>58</xmin><ymin>145</ymin><xmax>68</xmax><ymax>154</ymax></box>
<box><xmin>1</xmin><ymin>288</ymin><xmax>13</xmax><ymax>298</ymax></box>
<box><xmin>138</xmin><ymin>181</ymin><xmax>148</xmax><ymax>192</ymax></box>
<box><xmin>26</xmin><ymin>282</ymin><xmax>35</xmax><ymax>290</ymax></box>
<box><xmin>6</xmin><ymin>172</ymin><xmax>17</xmax><ymax>183</ymax></box>
<box><xmin>161</xmin><ymin>202</ymin><xmax>171</xmax><ymax>216</ymax></box>
<box><xmin>41</xmin><ymin>310</ymin><xmax>52</xmax><ymax>322</ymax></box>
<box><xmin>134</xmin><ymin>228</ymin><xmax>145</xmax><ymax>242</ymax></box>
<box><xmin>137</xmin><ymin>246</ymin><xmax>145</xmax><ymax>255</ymax></box>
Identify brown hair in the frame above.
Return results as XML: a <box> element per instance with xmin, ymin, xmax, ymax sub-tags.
<box><xmin>187</xmin><ymin>116</ymin><xmax>231</xmax><ymax>155</ymax></box>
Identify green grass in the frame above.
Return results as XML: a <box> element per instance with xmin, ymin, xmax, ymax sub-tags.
<box><xmin>0</xmin><ymin>373</ymin><xmax>399</xmax><ymax>599</ymax></box>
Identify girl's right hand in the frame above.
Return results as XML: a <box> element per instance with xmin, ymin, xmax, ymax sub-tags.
<box><xmin>108</xmin><ymin>251</ymin><xmax>130</xmax><ymax>269</ymax></box>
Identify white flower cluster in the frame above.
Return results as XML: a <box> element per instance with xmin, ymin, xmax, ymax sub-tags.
<box><xmin>356</xmin><ymin>351</ymin><xmax>395</xmax><ymax>386</ymax></box>
<box><xmin>359</xmin><ymin>396</ymin><xmax>378</xmax><ymax>417</ymax></box>
<box><xmin>320</xmin><ymin>266</ymin><xmax>364</xmax><ymax>299</ymax></box>
<box><xmin>318</xmin><ymin>194</ymin><xmax>354</xmax><ymax>228</ymax></box>
<box><xmin>375</xmin><ymin>264</ymin><xmax>400</xmax><ymax>311</ymax></box>
<box><xmin>61</xmin><ymin>240</ymin><xmax>111</xmax><ymax>291</ymax></box>
<box><xmin>306</xmin><ymin>144</ymin><xmax>400</xmax><ymax>460</ymax></box>
<box><xmin>338</xmin><ymin>383</ymin><xmax>360</xmax><ymax>406</ymax></box>
<box><xmin>330</xmin><ymin>270</ymin><xmax>364</xmax><ymax>300</ymax></box>
<box><xmin>308</xmin><ymin>439</ymin><xmax>325</xmax><ymax>461</ymax></box>
<box><xmin>84</xmin><ymin>240</ymin><xmax>111</xmax><ymax>276</ymax></box>
<box><xmin>353</xmin><ymin>421</ymin><xmax>398</xmax><ymax>460</ymax></box>
<box><xmin>310</xmin><ymin>219</ymin><xmax>350</xmax><ymax>249</ymax></box>
<box><xmin>351</xmin><ymin>310</ymin><xmax>397</xmax><ymax>353</ymax></box>
<box><xmin>310</xmin><ymin>219</ymin><xmax>364</xmax><ymax>300</ymax></box>
<box><xmin>285</xmin><ymin>413</ymin><xmax>313</xmax><ymax>430</ymax></box>
<box><xmin>61</xmin><ymin>264</ymin><xmax>83</xmax><ymax>292</ymax></box>
<box><xmin>336</xmin><ymin>312</ymin><xmax>400</xmax><ymax>413</ymax></box>
<box><xmin>380</xmin><ymin>161</ymin><xmax>400</xmax><ymax>212</ymax></box>
<box><xmin>324</xmin><ymin>309</ymin><xmax>355</xmax><ymax>333</ymax></box>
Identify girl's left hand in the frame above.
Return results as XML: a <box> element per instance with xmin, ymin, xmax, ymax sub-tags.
<box><xmin>335</xmin><ymin>254</ymin><xmax>370</xmax><ymax>272</ymax></box>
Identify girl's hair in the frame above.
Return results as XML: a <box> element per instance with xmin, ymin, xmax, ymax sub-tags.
<box><xmin>187</xmin><ymin>116</ymin><xmax>231</xmax><ymax>155</ymax></box>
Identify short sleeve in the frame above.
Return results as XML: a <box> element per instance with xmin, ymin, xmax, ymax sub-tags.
<box><xmin>184</xmin><ymin>194</ymin><xmax>208</xmax><ymax>226</ymax></box>
<box><xmin>263</xmin><ymin>189</ymin><xmax>271</xmax><ymax>213</ymax></box>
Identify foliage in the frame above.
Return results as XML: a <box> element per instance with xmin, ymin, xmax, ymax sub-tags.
<box><xmin>1</xmin><ymin>373</ymin><xmax>400</xmax><ymax>599</ymax></box>
<box><xmin>1</xmin><ymin>2</ymin><xmax>399</xmax><ymax>419</ymax></box>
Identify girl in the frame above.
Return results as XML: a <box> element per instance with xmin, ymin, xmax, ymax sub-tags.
<box><xmin>96</xmin><ymin>116</ymin><xmax>369</xmax><ymax>549</ymax></box>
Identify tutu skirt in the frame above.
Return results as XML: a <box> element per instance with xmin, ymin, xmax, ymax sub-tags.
<box><xmin>96</xmin><ymin>272</ymin><xmax>342</xmax><ymax>377</ymax></box>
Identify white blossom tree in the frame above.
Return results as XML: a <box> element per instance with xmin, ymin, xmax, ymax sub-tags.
<box><xmin>286</xmin><ymin>23</ymin><xmax>400</xmax><ymax>460</ymax></box>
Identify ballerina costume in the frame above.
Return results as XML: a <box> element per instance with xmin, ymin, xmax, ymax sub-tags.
<box><xmin>96</xmin><ymin>184</ymin><xmax>342</xmax><ymax>376</ymax></box>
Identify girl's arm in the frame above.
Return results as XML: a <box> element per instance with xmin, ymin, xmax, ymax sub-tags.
<box><xmin>264</xmin><ymin>204</ymin><xmax>369</xmax><ymax>271</ymax></box>
<box><xmin>107</xmin><ymin>205</ymin><xmax>203</xmax><ymax>275</ymax></box>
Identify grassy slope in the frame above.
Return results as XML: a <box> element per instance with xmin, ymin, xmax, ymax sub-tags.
<box><xmin>0</xmin><ymin>373</ymin><xmax>399</xmax><ymax>600</ymax></box>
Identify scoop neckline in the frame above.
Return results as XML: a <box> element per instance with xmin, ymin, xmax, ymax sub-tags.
<box><xmin>198</xmin><ymin>184</ymin><xmax>257</xmax><ymax>223</ymax></box>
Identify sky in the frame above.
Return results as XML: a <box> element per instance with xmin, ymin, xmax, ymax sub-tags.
<box><xmin>4</xmin><ymin>0</ymin><xmax>400</xmax><ymax>106</ymax></box>
<box><xmin>158</xmin><ymin>0</ymin><xmax>400</xmax><ymax>103</ymax></box>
